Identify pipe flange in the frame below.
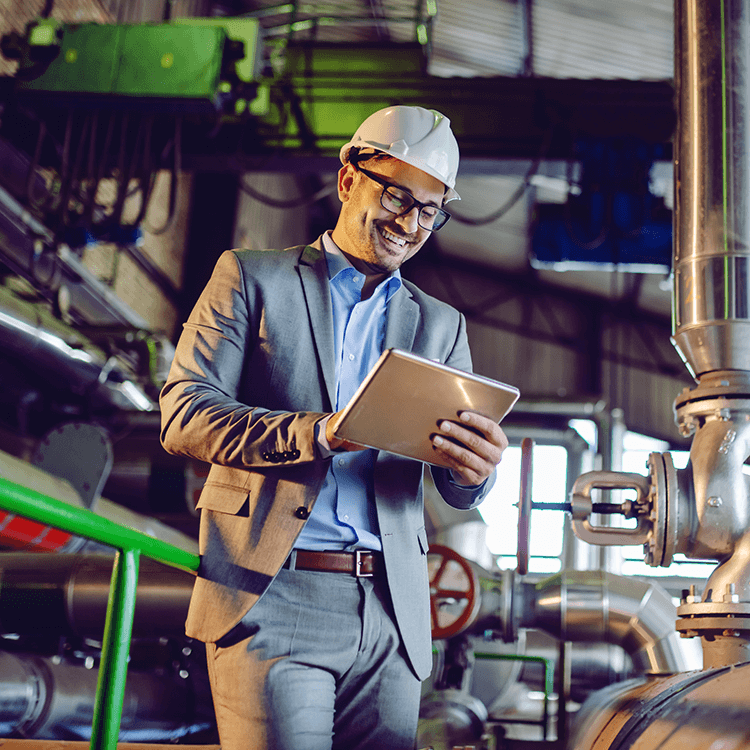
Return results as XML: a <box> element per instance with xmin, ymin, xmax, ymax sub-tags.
<box><xmin>675</xmin><ymin>396</ymin><xmax>750</xmax><ymax>438</ymax></box>
<box><xmin>677</xmin><ymin>600</ymin><xmax>750</xmax><ymax>617</ymax></box>
<box><xmin>661</xmin><ymin>452</ymin><xmax>678</xmax><ymax>566</ymax></box>
<box><xmin>675</xmin><ymin>371</ymin><xmax>750</xmax><ymax>407</ymax></box>
<box><xmin>645</xmin><ymin>452</ymin><xmax>667</xmax><ymax>566</ymax></box>
<box><xmin>676</xmin><ymin>615</ymin><xmax>750</xmax><ymax>638</ymax></box>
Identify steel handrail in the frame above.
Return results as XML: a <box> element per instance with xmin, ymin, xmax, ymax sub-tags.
<box><xmin>0</xmin><ymin>475</ymin><xmax>200</xmax><ymax>750</ymax></box>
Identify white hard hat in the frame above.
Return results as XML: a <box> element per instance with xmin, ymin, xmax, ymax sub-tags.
<box><xmin>340</xmin><ymin>105</ymin><xmax>461</xmax><ymax>202</ymax></box>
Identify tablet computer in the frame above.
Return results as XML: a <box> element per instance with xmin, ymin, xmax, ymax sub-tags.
<box><xmin>333</xmin><ymin>348</ymin><xmax>520</xmax><ymax>467</ymax></box>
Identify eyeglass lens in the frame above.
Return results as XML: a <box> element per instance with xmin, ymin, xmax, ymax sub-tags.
<box><xmin>381</xmin><ymin>186</ymin><xmax>449</xmax><ymax>231</ymax></box>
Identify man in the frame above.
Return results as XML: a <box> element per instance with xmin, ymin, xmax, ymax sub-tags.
<box><xmin>160</xmin><ymin>105</ymin><xmax>509</xmax><ymax>750</ymax></box>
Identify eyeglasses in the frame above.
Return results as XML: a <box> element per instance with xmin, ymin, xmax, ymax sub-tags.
<box><xmin>356</xmin><ymin>166</ymin><xmax>451</xmax><ymax>232</ymax></box>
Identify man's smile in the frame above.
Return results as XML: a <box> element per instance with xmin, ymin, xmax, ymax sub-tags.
<box><xmin>377</xmin><ymin>225</ymin><xmax>413</xmax><ymax>251</ymax></box>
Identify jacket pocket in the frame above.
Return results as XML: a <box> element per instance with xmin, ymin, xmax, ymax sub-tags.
<box><xmin>417</xmin><ymin>525</ymin><xmax>429</xmax><ymax>555</ymax></box>
<box><xmin>196</xmin><ymin>483</ymin><xmax>249</xmax><ymax>515</ymax></box>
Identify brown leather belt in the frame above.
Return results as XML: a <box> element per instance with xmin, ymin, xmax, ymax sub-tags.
<box><xmin>284</xmin><ymin>549</ymin><xmax>382</xmax><ymax>577</ymax></box>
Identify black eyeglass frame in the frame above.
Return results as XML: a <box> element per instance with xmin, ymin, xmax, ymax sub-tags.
<box><xmin>354</xmin><ymin>165</ymin><xmax>451</xmax><ymax>232</ymax></box>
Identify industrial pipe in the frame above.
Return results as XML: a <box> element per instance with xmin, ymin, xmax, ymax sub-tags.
<box><xmin>524</xmin><ymin>570</ymin><xmax>686</xmax><ymax>675</ymax></box>
<box><xmin>0</xmin><ymin>651</ymin><xmax>212</xmax><ymax>741</ymax></box>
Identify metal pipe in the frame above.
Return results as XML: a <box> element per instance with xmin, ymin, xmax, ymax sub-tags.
<box><xmin>0</xmin><ymin>552</ymin><xmax>193</xmax><ymax>639</ymax></box>
<box><xmin>0</xmin><ymin>651</ymin><xmax>211</xmax><ymax>741</ymax></box>
<box><xmin>672</xmin><ymin>0</ymin><xmax>750</xmax><ymax>378</ymax></box>
<box><xmin>528</xmin><ymin>570</ymin><xmax>687</xmax><ymax>675</ymax></box>
<box><xmin>0</xmin><ymin>288</ymin><xmax>154</xmax><ymax>413</ymax></box>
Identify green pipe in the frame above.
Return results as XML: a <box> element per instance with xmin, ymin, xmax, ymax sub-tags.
<box><xmin>91</xmin><ymin>548</ymin><xmax>140</xmax><ymax>750</ymax></box>
<box><xmin>0</xmin><ymin>476</ymin><xmax>199</xmax><ymax>572</ymax></box>
<box><xmin>474</xmin><ymin>652</ymin><xmax>553</xmax><ymax>740</ymax></box>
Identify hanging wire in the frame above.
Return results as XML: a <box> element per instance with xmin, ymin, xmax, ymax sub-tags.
<box><xmin>562</xmin><ymin>156</ymin><xmax>609</xmax><ymax>251</ymax></box>
<box><xmin>26</xmin><ymin>118</ymin><xmax>52</xmax><ymax>210</ymax></box>
<box><xmin>143</xmin><ymin>115</ymin><xmax>182</xmax><ymax>236</ymax></box>
<box><xmin>238</xmin><ymin>176</ymin><xmax>336</xmax><ymax>209</ymax></box>
<box><xmin>450</xmin><ymin>125</ymin><xmax>554</xmax><ymax>226</ymax></box>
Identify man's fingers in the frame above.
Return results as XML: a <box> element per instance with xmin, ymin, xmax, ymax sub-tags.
<box><xmin>431</xmin><ymin>412</ymin><xmax>508</xmax><ymax>486</ymax></box>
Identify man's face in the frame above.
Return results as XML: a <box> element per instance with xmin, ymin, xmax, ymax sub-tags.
<box><xmin>331</xmin><ymin>156</ymin><xmax>446</xmax><ymax>276</ymax></box>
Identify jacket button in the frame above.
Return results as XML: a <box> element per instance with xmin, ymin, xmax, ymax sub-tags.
<box><xmin>294</xmin><ymin>506</ymin><xmax>310</xmax><ymax>520</ymax></box>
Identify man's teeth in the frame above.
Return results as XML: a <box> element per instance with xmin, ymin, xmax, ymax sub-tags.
<box><xmin>380</xmin><ymin>228</ymin><xmax>406</xmax><ymax>247</ymax></box>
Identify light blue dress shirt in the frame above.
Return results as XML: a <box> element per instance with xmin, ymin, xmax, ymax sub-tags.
<box><xmin>295</xmin><ymin>233</ymin><xmax>402</xmax><ymax>552</ymax></box>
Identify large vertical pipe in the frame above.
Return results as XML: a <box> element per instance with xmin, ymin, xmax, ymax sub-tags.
<box><xmin>672</xmin><ymin>0</ymin><xmax>750</xmax><ymax>378</ymax></box>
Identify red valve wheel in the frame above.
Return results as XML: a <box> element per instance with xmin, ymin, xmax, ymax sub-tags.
<box><xmin>427</xmin><ymin>544</ymin><xmax>480</xmax><ymax>640</ymax></box>
<box><xmin>517</xmin><ymin>437</ymin><xmax>534</xmax><ymax>575</ymax></box>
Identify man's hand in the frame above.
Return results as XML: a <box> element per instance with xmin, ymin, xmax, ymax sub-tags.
<box><xmin>431</xmin><ymin>411</ymin><xmax>508</xmax><ymax>486</ymax></box>
<box><xmin>326</xmin><ymin>410</ymin><xmax>367</xmax><ymax>452</ymax></box>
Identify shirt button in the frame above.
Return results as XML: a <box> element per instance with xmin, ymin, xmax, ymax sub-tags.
<box><xmin>338</xmin><ymin>457</ymin><xmax>346</xmax><ymax>465</ymax></box>
<box><xmin>348</xmin><ymin>353</ymin><xmax>355</xmax><ymax>361</ymax></box>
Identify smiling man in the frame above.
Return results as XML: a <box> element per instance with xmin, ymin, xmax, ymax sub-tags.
<box><xmin>160</xmin><ymin>106</ymin><xmax>508</xmax><ymax>750</ymax></box>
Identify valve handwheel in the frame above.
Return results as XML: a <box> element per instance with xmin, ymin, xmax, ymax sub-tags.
<box><xmin>427</xmin><ymin>543</ymin><xmax>480</xmax><ymax>639</ymax></box>
<box><xmin>516</xmin><ymin>437</ymin><xmax>534</xmax><ymax>576</ymax></box>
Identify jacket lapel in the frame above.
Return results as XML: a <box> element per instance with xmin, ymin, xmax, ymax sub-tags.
<box><xmin>384</xmin><ymin>283</ymin><xmax>420</xmax><ymax>353</ymax></box>
<box><xmin>297</xmin><ymin>240</ymin><xmax>337</xmax><ymax>409</ymax></box>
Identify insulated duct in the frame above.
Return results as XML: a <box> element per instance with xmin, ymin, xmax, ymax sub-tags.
<box><xmin>526</xmin><ymin>570</ymin><xmax>686</xmax><ymax>675</ymax></box>
<box><xmin>0</xmin><ymin>287</ymin><xmax>154</xmax><ymax>413</ymax></box>
<box><xmin>0</xmin><ymin>651</ymin><xmax>211</xmax><ymax>741</ymax></box>
<box><xmin>0</xmin><ymin>553</ymin><xmax>193</xmax><ymax>639</ymax></box>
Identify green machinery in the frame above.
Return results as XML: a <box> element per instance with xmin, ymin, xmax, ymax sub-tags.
<box><xmin>4</xmin><ymin>16</ymin><xmax>264</xmax><ymax>114</ymax></box>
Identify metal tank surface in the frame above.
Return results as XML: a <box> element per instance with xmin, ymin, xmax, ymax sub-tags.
<box><xmin>569</xmin><ymin>662</ymin><xmax>750</xmax><ymax>750</ymax></box>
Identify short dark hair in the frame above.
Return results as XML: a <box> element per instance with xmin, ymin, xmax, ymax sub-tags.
<box><xmin>347</xmin><ymin>148</ymin><xmax>393</xmax><ymax>168</ymax></box>
<box><xmin>348</xmin><ymin>147</ymin><xmax>449</xmax><ymax>201</ymax></box>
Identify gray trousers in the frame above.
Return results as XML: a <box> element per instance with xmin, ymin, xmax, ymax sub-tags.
<box><xmin>205</xmin><ymin>565</ymin><xmax>422</xmax><ymax>750</ymax></box>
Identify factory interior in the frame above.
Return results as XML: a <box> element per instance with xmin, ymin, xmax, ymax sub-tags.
<box><xmin>1</xmin><ymin>0</ymin><xmax>750</xmax><ymax>748</ymax></box>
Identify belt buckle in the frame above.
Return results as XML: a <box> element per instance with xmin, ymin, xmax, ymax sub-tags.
<box><xmin>354</xmin><ymin>549</ymin><xmax>373</xmax><ymax>577</ymax></box>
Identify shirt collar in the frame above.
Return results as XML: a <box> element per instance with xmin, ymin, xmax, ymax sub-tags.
<box><xmin>322</xmin><ymin>231</ymin><xmax>402</xmax><ymax>300</ymax></box>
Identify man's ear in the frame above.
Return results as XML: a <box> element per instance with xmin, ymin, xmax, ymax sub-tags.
<box><xmin>337</xmin><ymin>163</ymin><xmax>356</xmax><ymax>203</ymax></box>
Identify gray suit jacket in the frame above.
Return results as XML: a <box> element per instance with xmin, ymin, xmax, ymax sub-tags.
<box><xmin>159</xmin><ymin>237</ymin><xmax>493</xmax><ymax>680</ymax></box>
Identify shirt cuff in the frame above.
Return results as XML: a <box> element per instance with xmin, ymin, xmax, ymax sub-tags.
<box><xmin>315</xmin><ymin>415</ymin><xmax>336</xmax><ymax>458</ymax></box>
<box><xmin>448</xmin><ymin>470</ymin><xmax>485</xmax><ymax>491</ymax></box>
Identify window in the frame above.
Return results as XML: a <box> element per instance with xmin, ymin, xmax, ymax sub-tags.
<box><xmin>478</xmin><ymin>443</ymin><xmax>569</xmax><ymax>574</ymax></box>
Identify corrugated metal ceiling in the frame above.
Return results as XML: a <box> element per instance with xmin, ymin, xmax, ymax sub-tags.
<box><xmin>241</xmin><ymin>0</ymin><xmax>674</xmax><ymax>81</ymax></box>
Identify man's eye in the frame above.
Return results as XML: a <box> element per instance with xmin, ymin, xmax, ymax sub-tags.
<box><xmin>422</xmin><ymin>207</ymin><xmax>438</xmax><ymax>218</ymax></box>
<box><xmin>387</xmin><ymin>190</ymin><xmax>408</xmax><ymax>209</ymax></box>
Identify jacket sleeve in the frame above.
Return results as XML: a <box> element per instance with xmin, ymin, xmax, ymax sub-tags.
<box><xmin>430</xmin><ymin>310</ymin><xmax>497</xmax><ymax>510</ymax></box>
<box><xmin>159</xmin><ymin>250</ymin><xmax>326</xmax><ymax>469</ymax></box>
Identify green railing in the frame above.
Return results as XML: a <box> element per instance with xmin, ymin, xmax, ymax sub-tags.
<box><xmin>0</xmin><ymin>475</ymin><xmax>200</xmax><ymax>750</ymax></box>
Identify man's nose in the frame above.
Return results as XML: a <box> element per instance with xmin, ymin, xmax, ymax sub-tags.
<box><xmin>395</xmin><ymin>205</ymin><xmax>420</xmax><ymax>233</ymax></box>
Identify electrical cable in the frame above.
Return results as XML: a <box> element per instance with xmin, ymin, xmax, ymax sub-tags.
<box><xmin>57</xmin><ymin>113</ymin><xmax>91</xmax><ymax>227</ymax></box>
<box><xmin>143</xmin><ymin>116</ymin><xmax>182</xmax><ymax>236</ymax></box>
<box><xmin>562</xmin><ymin>156</ymin><xmax>609</xmax><ymax>251</ymax></box>
<box><xmin>238</xmin><ymin>176</ymin><xmax>336</xmax><ymax>209</ymax></box>
<box><xmin>25</xmin><ymin>119</ymin><xmax>52</xmax><ymax>210</ymax></box>
<box><xmin>84</xmin><ymin>110</ymin><xmax>117</xmax><ymax>223</ymax></box>
<box><xmin>450</xmin><ymin>125</ymin><xmax>554</xmax><ymax>226</ymax></box>
<box><xmin>51</xmin><ymin>109</ymin><xmax>74</xmax><ymax>215</ymax></box>
<box><xmin>121</xmin><ymin>114</ymin><xmax>156</xmax><ymax>228</ymax></box>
